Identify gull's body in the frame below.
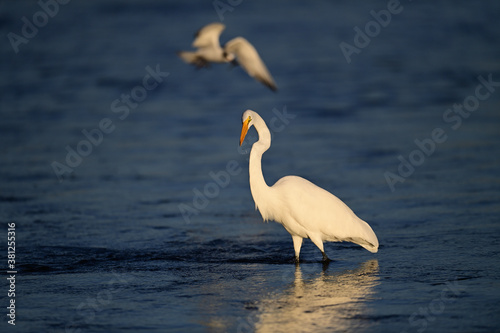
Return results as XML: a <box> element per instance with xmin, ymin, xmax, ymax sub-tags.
<box><xmin>177</xmin><ymin>22</ymin><xmax>226</xmax><ymax>67</ymax></box>
<box><xmin>177</xmin><ymin>23</ymin><xmax>277</xmax><ymax>91</ymax></box>
<box><xmin>239</xmin><ymin>110</ymin><xmax>379</xmax><ymax>262</ymax></box>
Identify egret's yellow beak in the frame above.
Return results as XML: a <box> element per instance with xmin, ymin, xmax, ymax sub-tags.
<box><xmin>239</xmin><ymin>116</ymin><xmax>251</xmax><ymax>146</ymax></box>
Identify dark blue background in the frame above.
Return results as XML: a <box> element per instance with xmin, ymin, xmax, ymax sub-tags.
<box><xmin>1</xmin><ymin>1</ymin><xmax>499</xmax><ymax>332</ymax></box>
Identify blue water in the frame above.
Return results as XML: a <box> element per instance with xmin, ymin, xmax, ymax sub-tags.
<box><xmin>1</xmin><ymin>1</ymin><xmax>500</xmax><ymax>332</ymax></box>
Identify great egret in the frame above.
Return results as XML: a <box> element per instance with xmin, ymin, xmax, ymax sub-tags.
<box><xmin>239</xmin><ymin>110</ymin><xmax>379</xmax><ymax>263</ymax></box>
<box><xmin>177</xmin><ymin>22</ymin><xmax>277</xmax><ymax>91</ymax></box>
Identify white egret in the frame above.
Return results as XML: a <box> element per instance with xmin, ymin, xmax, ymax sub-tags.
<box><xmin>177</xmin><ymin>22</ymin><xmax>277</xmax><ymax>91</ymax></box>
<box><xmin>239</xmin><ymin>110</ymin><xmax>379</xmax><ymax>263</ymax></box>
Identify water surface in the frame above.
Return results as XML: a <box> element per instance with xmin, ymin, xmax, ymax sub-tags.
<box><xmin>1</xmin><ymin>1</ymin><xmax>500</xmax><ymax>332</ymax></box>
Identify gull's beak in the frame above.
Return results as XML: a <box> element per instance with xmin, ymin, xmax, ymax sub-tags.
<box><xmin>239</xmin><ymin>117</ymin><xmax>251</xmax><ymax>146</ymax></box>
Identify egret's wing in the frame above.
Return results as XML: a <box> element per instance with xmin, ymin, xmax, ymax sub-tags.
<box><xmin>192</xmin><ymin>22</ymin><xmax>225</xmax><ymax>49</ymax></box>
<box><xmin>273</xmin><ymin>176</ymin><xmax>379</xmax><ymax>252</ymax></box>
<box><xmin>225</xmin><ymin>37</ymin><xmax>278</xmax><ymax>91</ymax></box>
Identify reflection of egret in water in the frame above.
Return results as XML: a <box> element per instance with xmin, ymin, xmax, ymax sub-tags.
<box><xmin>252</xmin><ymin>260</ymin><xmax>380</xmax><ymax>333</ymax></box>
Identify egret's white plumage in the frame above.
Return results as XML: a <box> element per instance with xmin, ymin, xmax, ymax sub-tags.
<box><xmin>239</xmin><ymin>110</ymin><xmax>379</xmax><ymax>262</ymax></box>
<box><xmin>177</xmin><ymin>23</ymin><xmax>277</xmax><ymax>91</ymax></box>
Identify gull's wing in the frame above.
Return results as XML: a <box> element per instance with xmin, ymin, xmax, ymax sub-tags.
<box><xmin>224</xmin><ymin>37</ymin><xmax>277</xmax><ymax>91</ymax></box>
<box><xmin>192</xmin><ymin>22</ymin><xmax>225</xmax><ymax>49</ymax></box>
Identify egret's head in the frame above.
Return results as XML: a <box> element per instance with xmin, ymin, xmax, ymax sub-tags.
<box><xmin>239</xmin><ymin>110</ymin><xmax>254</xmax><ymax>146</ymax></box>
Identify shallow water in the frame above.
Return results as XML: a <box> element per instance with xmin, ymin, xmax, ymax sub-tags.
<box><xmin>1</xmin><ymin>1</ymin><xmax>500</xmax><ymax>332</ymax></box>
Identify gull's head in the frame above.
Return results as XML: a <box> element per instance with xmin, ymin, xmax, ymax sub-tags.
<box><xmin>223</xmin><ymin>51</ymin><xmax>236</xmax><ymax>62</ymax></box>
<box><xmin>239</xmin><ymin>110</ymin><xmax>255</xmax><ymax>146</ymax></box>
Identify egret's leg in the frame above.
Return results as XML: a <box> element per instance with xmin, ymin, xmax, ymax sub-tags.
<box><xmin>291</xmin><ymin>235</ymin><xmax>303</xmax><ymax>263</ymax></box>
<box><xmin>309</xmin><ymin>235</ymin><xmax>331</xmax><ymax>262</ymax></box>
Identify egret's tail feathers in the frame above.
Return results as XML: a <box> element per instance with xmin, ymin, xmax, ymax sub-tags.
<box><xmin>360</xmin><ymin>242</ymin><xmax>378</xmax><ymax>253</ymax></box>
<box><xmin>355</xmin><ymin>219</ymin><xmax>379</xmax><ymax>253</ymax></box>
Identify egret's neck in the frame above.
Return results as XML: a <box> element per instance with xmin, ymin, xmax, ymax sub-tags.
<box><xmin>249</xmin><ymin>142</ymin><xmax>269</xmax><ymax>190</ymax></box>
<box><xmin>248</xmin><ymin>120</ymin><xmax>272</xmax><ymax>214</ymax></box>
